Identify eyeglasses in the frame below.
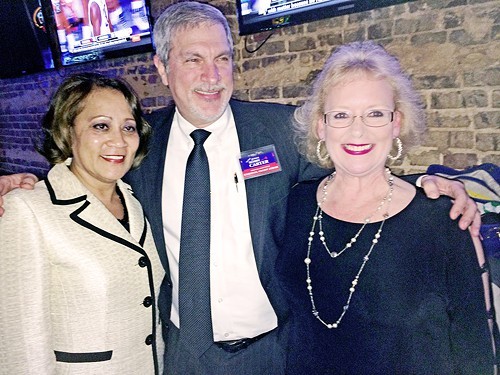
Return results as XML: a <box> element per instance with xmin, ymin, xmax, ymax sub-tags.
<box><xmin>324</xmin><ymin>109</ymin><xmax>395</xmax><ymax>128</ymax></box>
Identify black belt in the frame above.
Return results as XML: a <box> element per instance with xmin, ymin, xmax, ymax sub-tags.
<box><xmin>214</xmin><ymin>329</ymin><xmax>275</xmax><ymax>353</ymax></box>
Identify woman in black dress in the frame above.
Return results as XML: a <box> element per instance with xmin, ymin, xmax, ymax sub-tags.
<box><xmin>277</xmin><ymin>41</ymin><xmax>494</xmax><ymax>374</ymax></box>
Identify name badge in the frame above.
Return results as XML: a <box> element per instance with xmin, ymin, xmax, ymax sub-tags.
<box><xmin>239</xmin><ymin>145</ymin><xmax>282</xmax><ymax>179</ymax></box>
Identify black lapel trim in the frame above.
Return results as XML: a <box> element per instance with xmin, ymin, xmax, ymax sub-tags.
<box><xmin>70</xmin><ymin>201</ymin><xmax>147</xmax><ymax>256</ymax></box>
<box><xmin>145</xmin><ymin>241</ymin><xmax>159</xmax><ymax>375</ymax></box>
<box><xmin>69</xmin><ymin>201</ymin><xmax>159</xmax><ymax>373</ymax></box>
<box><xmin>46</xmin><ymin>169</ymin><xmax>160</xmax><ymax>373</ymax></box>
<box><xmin>46</xmin><ymin>177</ymin><xmax>87</xmax><ymax>206</ymax></box>
<box><xmin>139</xmin><ymin>213</ymin><xmax>147</xmax><ymax>247</ymax></box>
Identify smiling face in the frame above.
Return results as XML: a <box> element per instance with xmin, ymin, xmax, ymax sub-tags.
<box><xmin>153</xmin><ymin>22</ymin><xmax>234</xmax><ymax>127</ymax></box>
<box><xmin>69</xmin><ymin>88</ymin><xmax>139</xmax><ymax>190</ymax></box>
<box><xmin>317</xmin><ymin>74</ymin><xmax>401</xmax><ymax>177</ymax></box>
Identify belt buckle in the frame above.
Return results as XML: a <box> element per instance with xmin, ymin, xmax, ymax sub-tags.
<box><xmin>215</xmin><ymin>329</ymin><xmax>275</xmax><ymax>353</ymax></box>
<box><xmin>216</xmin><ymin>338</ymin><xmax>250</xmax><ymax>353</ymax></box>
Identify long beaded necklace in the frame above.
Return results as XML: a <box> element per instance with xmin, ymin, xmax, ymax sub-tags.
<box><xmin>304</xmin><ymin>168</ymin><xmax>393</xmax><ymax>329</ymax></box>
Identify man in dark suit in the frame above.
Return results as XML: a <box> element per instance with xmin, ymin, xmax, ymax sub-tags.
<box><xmin>0</xmin><ymin>1</ymin><xmax>480</xmax><ymax>374</ymax></box>
<box><xmin>122</xmin><ymin>2</ymin><xmax>479</xmax><ymax>374</ymax></box>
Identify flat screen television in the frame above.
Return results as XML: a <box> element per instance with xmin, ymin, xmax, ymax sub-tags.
<box><xmin>236</xmin><ymin>0</ymin><xmax>415</xmax><ymax>35</ymax></box>
<box><xmin>0</xmin><ymin>0</ymin><xmax>55</xmax><ymax>78</ymax></box>
<box><xmin>41</xmin><ymin>0</ymin><xmax>154</xmax><ymax>67</ymax></box>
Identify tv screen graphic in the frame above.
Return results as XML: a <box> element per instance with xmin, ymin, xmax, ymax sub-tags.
<box><xmin>43</xmin><ymin>0</ymin><xmax>154</xmax><ymax>67</ymax></box>
<box><xmin>0</xmin><ymin>0</ymin><xmax>55</xmax><ymax>78</ymax></box>
<box><xmin>236</xmin><ymin>0</ymin><xmax>415</xmax><ymax>35</ymax></box>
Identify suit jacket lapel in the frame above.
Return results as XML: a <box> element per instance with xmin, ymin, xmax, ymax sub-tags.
<box><xmin>46</xmin><ymin>162</ymin><xmax>148</xmax><ymax>255</ymax></box>
<box><xmin>129</xmin><ymin>106</ymin><xmax>176</xmax><ymax>270</ymax></box>
<box><xmin>231</xmin><ymin>101</ymin><xmax>274</xmax><ymax>272</ymax></box>
<box><xmin>117</xmin><ymin>180</ymin><xmax>148</xmax><ymax>247</ymax></box>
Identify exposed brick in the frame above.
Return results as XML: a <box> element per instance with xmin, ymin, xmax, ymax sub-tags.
<box><xmin>297</xmin><ymin>50</ymin><xmax>331</xmax><ymax>66</ymax></box>
<box><xmin>256</xmin><ymin>41</ymin><xmax>286</xmax><ymax>56</ymax></box>
<box><xmin>464</xmin><ymin>69</ymin><xmax>500</xmax><ymax>87</ymax></box>
<box><xmin>493</xmin><ymin>90</ymin><xmax>500</xmax><ymax>108</ymax></box>
<box><xmin>424</xmin><ymin>131</ymin><xmax>450</xmax><ymax>149</ymax></box>
<box><xmin>303</xmin><ymin>69</ymin><xmax>322</xmax><ymax>85</ymax></box>
<box><xmin>430</xmin><ymin>90</ymin><xmax>487</xmax><ymax>109</ymax></box>
<box><xmin>474</xmin><ymin>111</ymin><xmax>500</xmax><ymax>129</ymax></box>
<box><xmin>232</xmin><ymin>89</ymin><xmax>250</xmax><ymax>101</ymax></box>
<box><xmin>140</xmin><ymin>97</ymin><xmax>157</xmax><ymax>108</ymax></box>
<box><xmin>242</xmin><ymin>59</ymin><xmax>261</xmax><ymax>71</ymax></box>
<box><xmin>0</xmin><ymin>0</ymin><xmax>497</xmax><ymax>176</ymax></box>
<box><xmin>463</xmin><ymin>90</ymin><xmax>489</xmax><ymax>108</ymax></box>
<box><xmin>409</xmin><ymin>0</ymin><xmax>467</xmax><ymax>12</ymax></box>
<box><xmin>493</xmin><ymin>24</ymin><xmax>500</xmax><ymax>40</ymax></box>
<box><xmin>348</xmin><ymin>10</ymin><xmax>372</xmax><ymax>24</ymax></box>
<box><xmin>407</xmin><ymin>150</ymin><xmax>442</xmax><ymax>166</ymax></box>
<box><xmin>372</xmin><ymin>6</ymin><xmax>392</xmax><ymax>19</ymax></box>
<box><xmin>483</xmin><ymin>154</ymin><xmax>500</xmax><ymax>165</ymax></box>
<box><xmin>156</xmin><ymin>96</ymin><xmax>171</xmax><ymax>108</ymax></box>
<box><xmin>249</xmin><ymin>86</ymin><xmax>280</xmax><ymax>100</ymax></box>
<box><xmin>450</xmin><ymin>131</ymin><xmax>474</xmax><ymax>148</ymax></box>
<box><xmin>468</xmin><ymin>0</ymin><xmax>496</xmax><ymax>3</ymax></box>
<box><xmin>431</xmin><ymin>91</ymin><xmax>465</xmax><ymax>109</ymax></box>
<box><xmin>449</xmin><ymin>29</ymin><xmax>490</xmax><ymax>46</ymax></box>
<box><xmin>260</xmin><ymin>54</ymin><xmax>297</xmax><ymax>68</ymax></box>
<box><xmin>306</xmin><ymin>16</ymin><xmax>344</xmax><ymax>31</ymax></box>
<box><xmin>283</xmin><ymin>85</ymin><xmax>309</xmax><ymax>98</ymax></box>
<box><xmin>317</xmin><ymin>32</ymin><xmax>343</xmax><ymax>47</ymax></box>
<box><xmin>412</xmin><ymin>74</ymin><xmax>459</xmax><ymax>89</ymax></box>
<box><xmin>342</xmin><ymin>27</ymin><xmax>365</xmax><ymax>43</ymax></box>
<box><xmin>288</xmin><ymin>37</ymin><xmax>317</xmax><ymax>52</ymax></box>
<box><xmin>410</xmin><ymin>31</ymin><xmax>447</xmax><ymax>46</ymax></box>
<box><xmin>443</xmin><ymin>153</ymin><xmax>478</xmax><ymax>169</ymax></box>
<box><xmin>476</xmin><ymin>133</ymin><xmax>499</xmax><ymax>151</ymax></box>
<box><xmin>281</xmin><ymin>24</ymin><xmax>306</xmax><ymax>36</ymax></box>
<box><xmin>368</xmin><ymin>21</ymin><xmax>393</xmax><ymax>39</ymax></box>
<box><xmin>443</xmin><ymin>11</ymin><xmax>464</xmax><ymax>29</ymax></box>
<box><xmin>394</xmin><ymin>16</ymin><xmax>437</xmax><ymax>35</ymax></box>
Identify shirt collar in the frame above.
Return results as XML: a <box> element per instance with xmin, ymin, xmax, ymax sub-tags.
<box><xmin>174</xmin><ymin>106</ymin><xmax>232</xmax><ymax>146</ymax></box>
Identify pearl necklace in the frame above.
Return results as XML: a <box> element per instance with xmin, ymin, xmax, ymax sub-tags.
<box><xmin>304</xmin><ymin>169</ymin><xmax>393</xmax><ymax>329</ymax></box>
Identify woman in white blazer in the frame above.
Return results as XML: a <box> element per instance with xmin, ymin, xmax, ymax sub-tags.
<box><xmin>0</xmin><ymin>73</ymin><xmax>165</xmax><ymax>374</ymax></box>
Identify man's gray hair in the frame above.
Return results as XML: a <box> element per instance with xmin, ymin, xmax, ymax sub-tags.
<box><xmin>153</xmin><ymin>1</ymin><xmax>234</xmax><ymax>67</ymax></box>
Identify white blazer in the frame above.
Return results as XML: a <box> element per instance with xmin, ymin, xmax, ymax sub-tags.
<box><xmin>0</xmin><ymin>162</ymin><xmax>165</xmax><ymax>374</ymax></box>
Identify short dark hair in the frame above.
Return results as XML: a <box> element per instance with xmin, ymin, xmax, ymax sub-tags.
<box><xmin>39</xmin><ymin>72</ymin><xmax>151</xmax><ymax>168</ymax></box>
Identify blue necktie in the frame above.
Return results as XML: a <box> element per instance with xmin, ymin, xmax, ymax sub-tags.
<box><xmin>179</xmin><ymin>129</ymin><xmax>213</xmax><ymax>357</ymax></box>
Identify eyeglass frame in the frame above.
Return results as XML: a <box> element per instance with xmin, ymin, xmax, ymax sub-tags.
<box><xmin>323</xmin><ymin>109</ymin><xmax>396</xmax><ymax>128</ymax></box>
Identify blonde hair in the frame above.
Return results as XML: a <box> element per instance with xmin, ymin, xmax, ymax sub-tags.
<box><xmin>294</xmin><ymin>41</ymin><xmax>426</xmax><ymax>168</ymax></box>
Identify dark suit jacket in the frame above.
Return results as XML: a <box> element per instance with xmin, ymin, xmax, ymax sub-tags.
<box><xmin>124</xmin><ymin>99</ymin><xmax>329</xmax><ymax>334</ymax></box>
<box><xmin>124</xmin><ymin>99</ymin><xmax>420</xmax><ymax>338</ymax></box>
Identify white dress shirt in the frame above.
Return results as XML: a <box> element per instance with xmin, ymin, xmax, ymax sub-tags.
<box><xmin>162</xmin><ymin>107</ymin><xmax>278</xmax><ymax>341</ymax></box>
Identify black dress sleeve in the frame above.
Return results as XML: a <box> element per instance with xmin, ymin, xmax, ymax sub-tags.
<box><xmin>435</xmin><ymin>200</ymin><xmax>495</xmax><ymax>373</ymax></box>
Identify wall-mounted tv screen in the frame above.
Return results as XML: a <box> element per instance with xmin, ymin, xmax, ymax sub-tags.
<box><xmin>0</xmin><ymin>0</ymin><xmax>55</xmax><ymax>78</ymax></box>
<box><xmin>42</xmin><ymin>0</ymin><xmax>154</xmax><ymax>67</ymax></box>
<box><xmin>236</xmin><ymin>0</ymin><xmax>415</xmax><ymax>35</ymax></box>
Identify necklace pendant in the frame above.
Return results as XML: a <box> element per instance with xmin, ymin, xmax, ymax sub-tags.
<box><xmin>330</xmin><ymin>252</ymin><xmax>338</xmax><ymax>258</ymax></box>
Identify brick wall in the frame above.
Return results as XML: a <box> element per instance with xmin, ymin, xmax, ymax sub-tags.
<box><xmin>0</xmin><ymin>0</ymin><xmax>498</xmax><ymax>177</ymax></box>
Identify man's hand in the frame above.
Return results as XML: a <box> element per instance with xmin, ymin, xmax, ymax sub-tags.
<box><xmin>420</xmin><ymin>175</ymin><xmax>481</xmax><ymax>237</ymax></box>
<box><xmin>0</xmin><ymin>173</ymin><xmax>38</xmax><ymax>216</ymax></box>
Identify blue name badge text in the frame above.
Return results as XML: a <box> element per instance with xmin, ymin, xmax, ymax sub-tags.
<box><xmin>239</xmin><ymin>145</ymin><xmax>282</xmax><ymax>179</ymax></box>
